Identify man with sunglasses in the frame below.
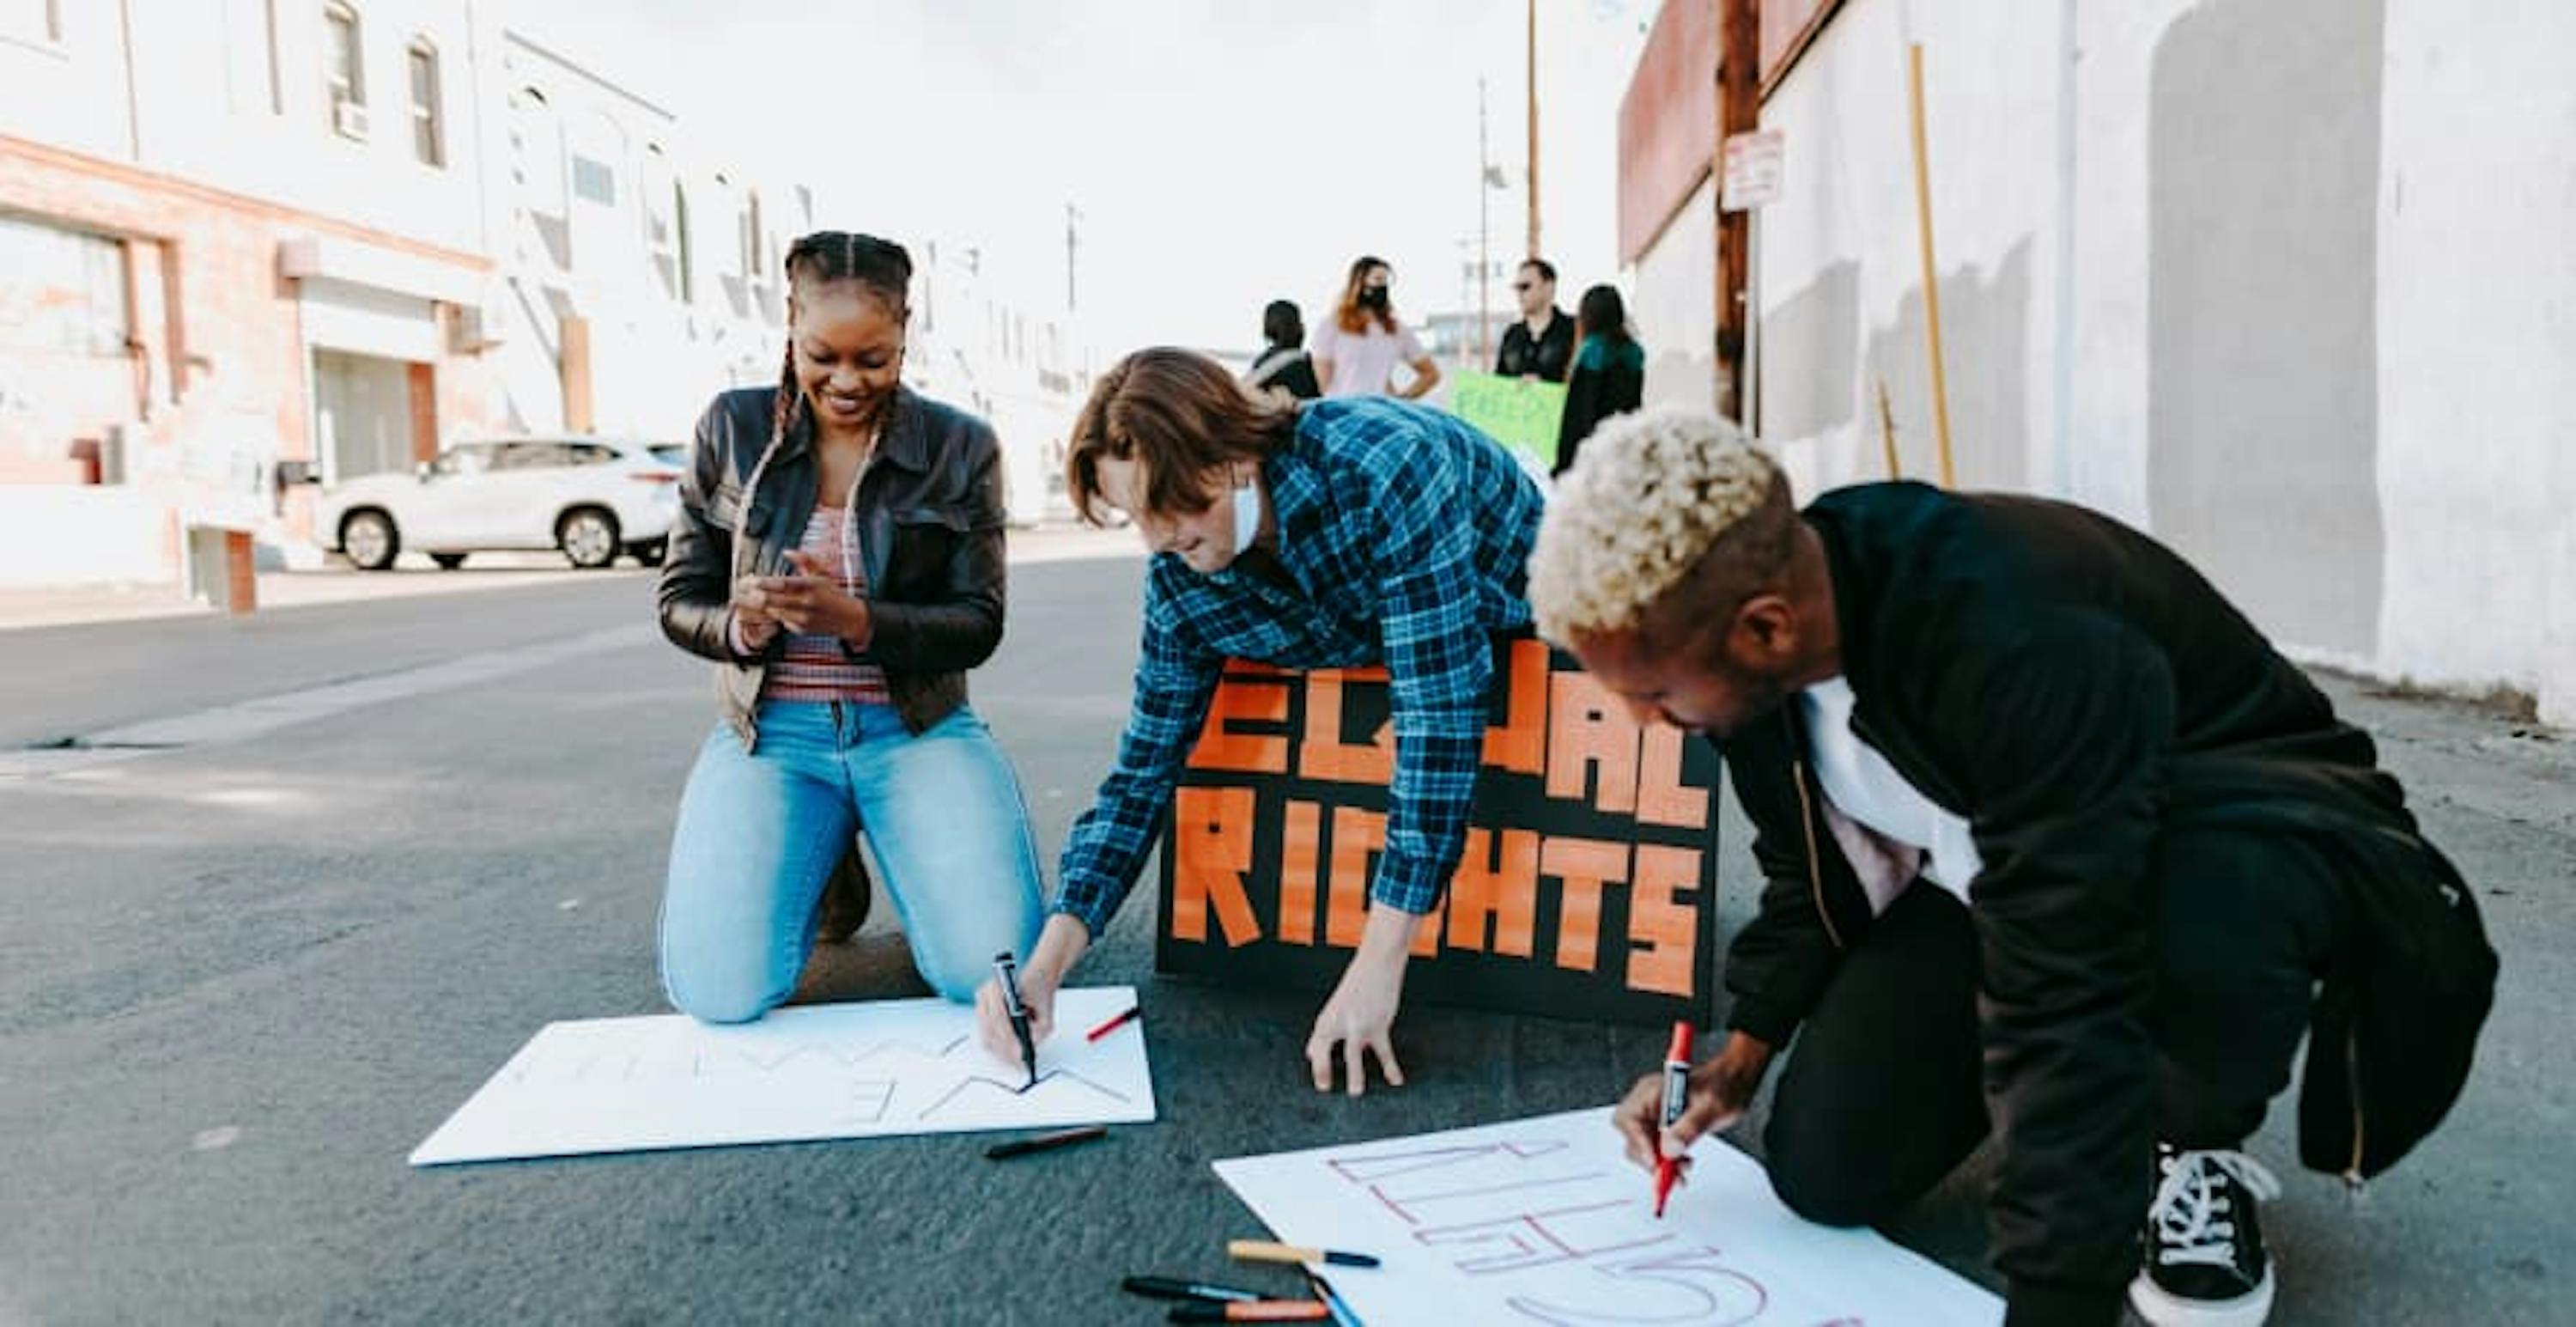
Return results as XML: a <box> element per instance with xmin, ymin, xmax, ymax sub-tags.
<box><xmin>1496</xmin><ymin>257</ymin><xmax>1575</xmax><ymax>382</ymax></box>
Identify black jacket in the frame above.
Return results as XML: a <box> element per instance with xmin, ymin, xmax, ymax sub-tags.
<box><xmin>1246</xmin><ymin>344</ymin><xmax>1321</xmax><ymax>401</ymax></box>
<box><xmin>1717</xmin><ymin>483</ymin><xmax>2496</xmax><ymax>1313</ymax></box>
<box><xmin>657</xmin><ymin>385</ymin><xmax>1011</xmax><ymax>744</ymax></box>
<box><xmin>1495</xmin><ymin>310</ymin><xmax>1575</xmax><ymax>381</ymax></box>
<box><xmin>1552</xmin><ymin>343</ymin><xmax>1643</xmax><ymax>476</ymax></box>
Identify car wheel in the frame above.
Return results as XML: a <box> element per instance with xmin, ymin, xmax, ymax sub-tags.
<box><xmin>558</xmin><ymin>507</ymin><xmax>622</xmax><ymax>569</ymax></box>
<box><xmin>429</xmin><ymin>552</ymin><xmax>468</xmax><ymax>570</ymax></box>
<box><xmin>342</xmin><ymin>510</ymin><xmax>399</xmax><ymax>571</ymax></box>
<box><xmin>631</xmin><ymin>539</ymin><xmax>667</xmax><ymax>568</ymax></box>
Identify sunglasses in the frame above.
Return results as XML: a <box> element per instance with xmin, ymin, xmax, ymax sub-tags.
<box><xmin>1512</xmin><ymin>282</ymin><xmax>1535</xmax><ymax>291</ymax></box>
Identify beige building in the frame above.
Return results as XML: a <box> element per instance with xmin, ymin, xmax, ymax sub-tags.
<box><xmin>0</xmin><ymin>0</ymin><xmax>829</xmax><ymax>586</ymax></box>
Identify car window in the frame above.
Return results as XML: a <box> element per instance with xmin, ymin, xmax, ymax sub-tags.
<box><xmin>495</xmin><ymin>442</ymin><xmax>573</xmax><ymax>470</ymax></box>
<box><xmin>649</xmin><ymin>445</ymin><xmax>688</xmax><ymax>466</ymax></box>
<box><xmin>434</xmin><ymin>444</ymin><xmax>497</xmax><ymax>477</ymax></box>
<box><xmin>565</xmin><ymin>444</ymin><xmax>619</xmax><ymax>466</ymax></box>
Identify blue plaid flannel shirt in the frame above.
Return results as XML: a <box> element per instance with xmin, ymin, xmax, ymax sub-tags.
<box><xmin>1053</xmin><ymin>397</ymin><xmax>1546</xmax><ymax>937</ymax></box>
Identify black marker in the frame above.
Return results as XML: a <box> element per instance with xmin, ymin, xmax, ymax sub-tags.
<box><xmin>983</xmin><ymin>1123</ymin><xmax>1107</xmax><ymax>1161</ymax></box>
<box><xmin>1121</xmin><ymin>1275</ymin><xmax>1265</xmax><ymax>1304</ymax></box>
<box><xmin>992</xmin><ymin>950</ymin><xmax>1037</xmax><ymax>1087</ymax></box>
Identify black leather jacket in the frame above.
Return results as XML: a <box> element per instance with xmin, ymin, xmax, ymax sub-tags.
<box><xmin>656</xmin><ymin>385</ymin><xmax>1010</xmax><ymax>745</ymax></box>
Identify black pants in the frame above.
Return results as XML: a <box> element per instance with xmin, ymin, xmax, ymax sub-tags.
<box><xmin>1762</xmin><ymin>828</ymin><xmax>2342</xmax><ymax>1227</ymax></box>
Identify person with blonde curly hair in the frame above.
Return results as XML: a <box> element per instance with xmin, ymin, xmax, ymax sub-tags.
<box><xmin>1532</xmin><ymin>408</ymin><xmax>2495</xmax><ymax>1327</ymax></box>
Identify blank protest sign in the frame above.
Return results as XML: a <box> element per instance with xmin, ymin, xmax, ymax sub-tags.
<box><xmin>410</xmin><ymin>986</ymin><xmax>1153</xmax><ymax>1166</ymax></box>
<box><xmin>1216</xmin><ymin>1106</ymin><xmax>2000</xmax><ymax>1326</ymax></box>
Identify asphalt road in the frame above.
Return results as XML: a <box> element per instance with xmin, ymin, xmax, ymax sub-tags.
<box><xmin>1</xmin><ymin>552</ymin><xmax>2568</xmax><ymax>1324</ymax></box>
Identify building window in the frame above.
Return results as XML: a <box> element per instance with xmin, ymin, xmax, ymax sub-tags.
<box><xmin>222</xmin><ymin>0</ymin><xmax>284</xmax><ymax>115</ymax></box>
<box><xmin>673</xmin><ymin>182</ymin><xmax>694</xmax><ymax>302</ymax></box>
<box><xmin>513</xmin><ymin>86</ymin><xmax>566</xmax><ymax>216</ymax></box>
<box><xmin>0</xmin><ymin>216</ymin><xmax>131</xmax><ymax>356</ymax></box>
<box><xmin>406</xmin><ymin>40</ymin><xmax>442</xmax><ymax>166</ymax></box>
<box><xmin>323</xmin><ymin>3</ymin><xmax>367</xmax><ymax>139</ymax></box>
<box><xmin>2</xmin><ymin>0</ymin><xmax>62</xmax><ymax>45</ymax></box>
<box><xmin>740</xmin><ymin>191</ymin><xmax>764</xmax><ymax>278</ymax></box>
<box><xmin>571</xmin><ymin>155</ymin><xmax>617</xmax><ymax>207</ymax></box>
<box><xmin>646</xmin><ymin>147</ymin><xmax>691</xmax><ymax>304</ymax></box>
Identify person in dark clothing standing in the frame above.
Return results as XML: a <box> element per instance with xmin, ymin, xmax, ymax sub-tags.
<box><xmin>1495</xmin><ymin>257</ymin><xmax>1575</xmax><ymax>382</ymax></box>
<box><xmin>1242</xmin><ymin>299</ymin><xmax>1321</xmax><ymax>405</ymax></box>
<box><xmin>1552</xmin><ymin>283</ymin><xmax>1645</xmax><ymax>476</ymax></box>
<box><xmin>1526</xmin><ymin>409</ymin><xmax>2497</xmax><ymax>1327</ymax></box>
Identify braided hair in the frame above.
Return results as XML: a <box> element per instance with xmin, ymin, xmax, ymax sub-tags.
<box><xmin>732</xmin><ymin>231</ymin><xmax>914</xmax><ymax>583</ymax></box>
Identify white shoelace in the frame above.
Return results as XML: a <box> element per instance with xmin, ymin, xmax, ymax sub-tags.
<box><xmin>2148</xmin><ymin>1149</ymin><xmax>2283</xmax><ymax>1269</ymax></box>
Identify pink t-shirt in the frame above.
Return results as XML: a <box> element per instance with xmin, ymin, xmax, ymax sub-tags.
<box><xmin>1309</xmin><ymin>318</ymin><xmax>1426</xmax><ymax>398</ymax></box>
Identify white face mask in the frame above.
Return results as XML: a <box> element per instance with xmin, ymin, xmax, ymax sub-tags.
<box><xmin>1230</xmin><ymin>478</ymin><xmax>1263</xmax><ymax>556</ymax></box>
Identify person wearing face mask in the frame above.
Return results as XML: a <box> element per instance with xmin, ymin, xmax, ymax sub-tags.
<box><xmin>973</xmin><ymin>347</ymin><xmax>1544</xmax><ymax>1097</ymax></box>
<box><xmin>1309</xmin><ymin>255</ymin><xmax>1441</xmax><ymax>400</ymax></box>
<box><xmin>654</xmin><ymin>230</ymin><xmax>1047</xmax><ymax>1025</ymax></box>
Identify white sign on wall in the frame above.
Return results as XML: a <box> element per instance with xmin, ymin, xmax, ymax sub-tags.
<box><xmin>1722</xmin><ymin>130</ymin><xmax>1787</xmax><ymax>212</ymax></box>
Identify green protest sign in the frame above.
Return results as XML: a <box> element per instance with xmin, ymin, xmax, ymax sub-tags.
<box><xmin>1450</xmin><ymin>371</ymin><xmax>1566</xmax><ymax>472</ymax></box>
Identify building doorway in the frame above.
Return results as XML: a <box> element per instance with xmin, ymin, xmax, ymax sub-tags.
<box><xmin>312</xmin><ymin>349</ymin><xmax>414</xmax><ymax>484</ymax></box>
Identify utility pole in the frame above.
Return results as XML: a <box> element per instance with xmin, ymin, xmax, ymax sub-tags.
<box><xmin>1526</xmin><ymin>0</ymin><xmax>1540</xmax><ymax>259</ymax></box>
<box><xmin>1064</xmin><ymin>202</ymin><xmax>1082</xmax><ymax>313</ymax></box>
<box><xmin>1479</xmin><ymin>76</ymin><xmax>1492</xmax><ymax>363</ymax></box>
<box><xmin>1713</xmin><ymin>0</ymin><xmax>1759</xmax><ymax>421</ymax></box>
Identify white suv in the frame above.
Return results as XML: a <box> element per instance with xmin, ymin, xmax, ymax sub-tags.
<box><xmin>318</xmin><ymin>437</ymin><xmax>687</xmax><ymax>571</ymax></box>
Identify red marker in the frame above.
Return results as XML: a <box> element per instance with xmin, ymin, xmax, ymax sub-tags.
<box><xmin>1086</xmin><ymin>1005</ymin><xmax>1143</xmax><ymax>1043</ymax></box>
<box><xmin>1653</xmin><ymin>1020</ymin><xmax>1692</xmax><ymax>1218</ymax></box>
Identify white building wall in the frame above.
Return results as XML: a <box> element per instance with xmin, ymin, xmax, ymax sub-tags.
<box><xmin>1631</xmin><ymin>0</ymin><xmax>2576</xmax><ymax>721</ymax></box>
<box><xmin>1630</xmin><ymin>177</ymin><xmax>1716</xmax><ymax>418</ymax></box>
<box><xmin>479</xmin><ymin>28</ymin><xmax>814</xmax><ymax>442</ymax></box>
<box><xmin>2372</xmin><ymin>0</ymin><xmax>2576</xmax><ymax>724</ymax></box>
<box><xmin>8</xmin><ymin>0</ymin><xmax>493</xmax><ymax>256</ymax></box>
<box><xmin>0</xmin><ymin>2</ymin><xmax>136</xmax><ymax>161</ymax></box>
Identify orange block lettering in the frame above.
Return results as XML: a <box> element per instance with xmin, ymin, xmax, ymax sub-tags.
<box><xmin>1480</xmin><ymin>638</ymin><xmax>1551</xmax><ymax>776</ymax></box>
<box><xmin>1299</xmin><ymin>671</ymin><xmax>1394</xmax><ymax>785</ymax></box>
<box><xmin>1191</xmin><ymin>678</ymin><xmax>1291</xmax><ymax>774</ymax></box>
<box><xmin>1546</xmin><ymin>673</ymin><xmax>1641</xmax><ymax>813</ymax></box>
<box><xmin>1407</xmin><ymin>893</ymin><xmax>1449</xmax><ymax>959</ymax></box>
<box><xmin>1625</xmin><ymin>844</ymin><xmax>1701</xmax><ymax>996</ymax></box>
<box><xmin>1326</xmin><ymin>806</ymin><xmax>1385</xmax><ymax>949</ymax></box>
<box><xmin>1447</xmin><ymin>827</ymin><xmax>1540</xmax><ymax>958</ymax></box>
<box><xmin>1279</xmin><ymin>800</ymin><xmax>1322</xmax><ymax>947</ymax></box>
<box><xmin>1636</xmin><ymin>724</ymin><xmax>1710</xmax><ymax>829</ymax></box>
<box><xmin>1171</xmin><ymin>787</ymin><xmax>1261</xmax><ymax>947</ymax></box>
<box><xmin>1541</xmin><ymin>837</ymin><xmax>1628</xmax><ymax>973</ymax></box>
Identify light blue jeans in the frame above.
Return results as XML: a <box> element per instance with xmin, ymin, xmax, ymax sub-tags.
<box><xmin>659</xmin><ymin>700</ymin><xmax>1045</xmax><ymax>1022</ymax></box>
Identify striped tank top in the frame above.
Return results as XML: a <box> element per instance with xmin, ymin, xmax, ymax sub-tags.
<box><xmin>762</xmin><ymin>504</ymin><xmax>891</xmax><ymax>705</ymax></box>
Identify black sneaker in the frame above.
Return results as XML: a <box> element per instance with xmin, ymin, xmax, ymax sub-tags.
<box><xmin>813</xmin><ymin>844</ymin><xmax>872</xmax><ymax>945</ymax></box>
<box><xmin>2129</xmin><ymin>1143</ymin><xmax>2281</xmax><ymax>1326</ymax></box>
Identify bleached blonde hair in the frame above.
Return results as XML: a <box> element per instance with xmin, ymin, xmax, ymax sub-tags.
<box><xmin>1528</xmin><ymin>405</ymin><xmax>1793</xmax><ymax>642</ymax></box>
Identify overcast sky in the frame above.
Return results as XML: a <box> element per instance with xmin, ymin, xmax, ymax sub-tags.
<box><xmin>515</xmin><ymin>0</ymin><xmax>1656</xmax><ymax>354</ymax></box>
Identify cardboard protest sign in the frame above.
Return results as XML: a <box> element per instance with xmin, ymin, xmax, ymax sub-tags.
<box><xmin>1451</xmin><ymin>371</ymin><xmax>1569</xmax><ymax>472</ymax></box>
<box><xmin>1155</xmin><ymin>639</ymin><xmax>1722</xmax><ymax>1027</ymax></box>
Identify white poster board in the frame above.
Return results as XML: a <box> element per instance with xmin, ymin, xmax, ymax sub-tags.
<box><xmin>1215</xmin><ymin>1106</ymin><xmax>2000</xmax><ymax>1326</ymax></box>
<box><xmin>411</xmin><ymin>986</ymin><xmax>1154</xmax><ymax>1166</ymax></box>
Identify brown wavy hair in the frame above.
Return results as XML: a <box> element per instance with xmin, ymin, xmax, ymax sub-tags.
<box><xmin>1066</xmin><ymin>347</ymin><xmax>1297</xmax><ymax>523</ymax></box>
<box><xmin>1333</xmin><ymin>254</ymin><xmax>1397</xmax><ymax>335</ymax></box>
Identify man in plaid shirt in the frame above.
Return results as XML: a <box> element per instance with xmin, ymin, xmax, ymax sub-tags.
<box><xmin>973</xmin><ymin>347</ymin><xmax>1546</xmax><ymax>1094</ymax></box>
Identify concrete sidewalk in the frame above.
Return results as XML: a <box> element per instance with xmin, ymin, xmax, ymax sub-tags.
<box><xmin>0</xmin><ymin>525</ymin><xmax>1140</xmax><ymax>633</ymax></box>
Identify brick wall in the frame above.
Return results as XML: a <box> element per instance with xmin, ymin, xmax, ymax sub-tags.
<box><xmin>0</xmin><ymin>133</ymin><xmax>501</xmax><ymax>576</ymax></box>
